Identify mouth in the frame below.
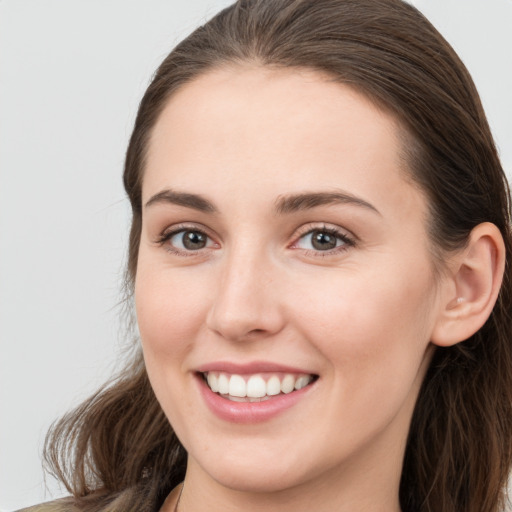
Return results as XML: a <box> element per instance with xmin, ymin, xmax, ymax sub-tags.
<box><xmin>200</xmin><ymin>371</ymin><xmax>319</xmax><ymax>402</ymax></box>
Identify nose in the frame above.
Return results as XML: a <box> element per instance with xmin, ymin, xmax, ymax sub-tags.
<box><xmin>206</xmin><ymin>244</ymin><xmax>285</xmax><ymax>342</ymax></box>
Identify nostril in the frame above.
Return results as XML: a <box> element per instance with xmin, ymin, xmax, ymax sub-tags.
<box><xmin>247</xmin><ymin>328</ymin><xmax>265</xmax><ymax>336</ymax></box>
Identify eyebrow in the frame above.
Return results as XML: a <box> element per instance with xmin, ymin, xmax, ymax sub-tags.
<box><xmin>144</xmin><ymin>189</ymin><xmax>217</xmax><ymax>213</ymax></box>
<box><xmin>274</xmin><ymin>191</ymin><xmax>381</xmax><ymax>215</ymax></box>
<box><xmin>144</xmin><ymin>188</ymin><xmax>380</xmax><ymax>216</ymax></box>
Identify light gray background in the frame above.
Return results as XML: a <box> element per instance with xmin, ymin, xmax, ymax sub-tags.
<box><xmin>1</xmin><ymin>1</ymin><xmax>511</xmax><ymax>510</ymax></box>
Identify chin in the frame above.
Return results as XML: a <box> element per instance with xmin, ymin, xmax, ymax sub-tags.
<box><xmin>190</xmin><ymin>450</ymin><xmax>312</xmax><ymax>494</ymax></box>
<box><xmin>214</xmin><ymin>467</ymin><xmax>306</xmax><ymax>494</ymax></box>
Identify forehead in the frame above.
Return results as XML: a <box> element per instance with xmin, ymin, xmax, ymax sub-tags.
<box><xmin>144</xmin><ymin>65</ymin><xmax>425</xmax><ymax>223</ymax></box>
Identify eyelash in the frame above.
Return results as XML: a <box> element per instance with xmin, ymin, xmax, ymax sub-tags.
<box><xmin>155</xmin><ymin>223</ymin><xmax>356</xmax><ymax>257</ymax></box>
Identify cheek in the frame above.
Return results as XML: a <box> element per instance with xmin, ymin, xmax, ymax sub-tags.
<box><xmin>134</xmin><ymin>262</ymin><xmax>212</xmax><ymax>359</ymax></box>
<box><xmin>297</xmin><ymin>267</ymin><xmax>436</xmax><ymax>449</ymax></box>
<box><xmin>134</xmin><ymin>261</ymin><xmax>213</xmax><ymax>428</ymax></box>
<box><xmin>291</xmin><ymin>259</ymin><xmax>436</xmax><ymax>387</ymax></box>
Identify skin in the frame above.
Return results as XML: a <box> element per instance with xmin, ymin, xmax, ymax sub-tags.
<box><xmin>136</xmin><ymin>66</ymin><xmax>449</xmax><ymax>512</ymax></box>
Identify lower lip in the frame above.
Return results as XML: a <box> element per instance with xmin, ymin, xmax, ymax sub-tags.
<box><xmin>196</xmin><ymin>374</ymin><xmax>316</xmax><ymax>424</ymax></box>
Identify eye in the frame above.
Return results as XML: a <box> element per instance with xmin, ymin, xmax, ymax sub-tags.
<box><xmin>294</xmin><ymin>227</ymin><xmax>354</xmax><ymax>253</ymax></box>
<box><xmin>158</xmin><ymin>227</ymin><xmax>216</xmax><ymax>255</ymax></box>
<box><xmin>171</xmin><ymin>230</ymin><xmax>210</xmax><ymax>250</ymax></box>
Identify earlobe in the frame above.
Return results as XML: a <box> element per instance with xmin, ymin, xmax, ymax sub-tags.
<box><xmin>431</xmin><ymin>222</ymin><xmax>506</xmax><ymax>347</ymax></box>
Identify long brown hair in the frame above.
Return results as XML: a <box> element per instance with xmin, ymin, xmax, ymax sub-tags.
<box><xmin>44</xmin><ymin>1</ymin><xmax>512</xmax><ymax>511</ymax></box>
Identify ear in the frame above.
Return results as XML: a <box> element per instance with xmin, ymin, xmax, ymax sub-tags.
<box><xmin>431</xmin><ymin>222</ymin><xmax>506</xmax><ymax>347</ymax></box>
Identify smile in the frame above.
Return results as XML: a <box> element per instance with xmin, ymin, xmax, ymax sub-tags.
<box><xmin>202</xmin><ymin>372</ymin><xmax>316</xmax><ymax>402</ymax></box>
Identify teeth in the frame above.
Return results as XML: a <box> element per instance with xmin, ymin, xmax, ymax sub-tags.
<box><xmin>207</xmin><ymin>373</ymin><xmax>219</xmax><ymax>392</ymax></box>
<box><xmin>218</xmin><ymin>373</ymin><xmax>229</xmax><ymax>395</ymax></box>
<box><xmin>204</xmin><ymin>372</ymin><xmax>314</xmax><ymax>399</ymax></box>
<box><xmin>229</xmin><ymin>374</ymin><xmax>246</xmax><ymax>397</ymax></box>
<box><xmin>295</xmin><ymin>376</ymin><xmax>310</xmax><ymax>390</ymax></box>
<box><xmin>227</xmin><ymin>395</ymin><xmax>247</xmax><ymax>402</ymax></box>
<box><xmin>266</xmin><ymin>376</ymin><xmax>281</xmax><ymax>396</ymax></box>
<box><xmin>281</xmin><ymin>374</ymin><xmax>295</xmax><ymax>394</ymax></box>
<box><xmin>247</xmin><ymin>375</ymin><xmax>266</xmax><ymax>398</ymax></box>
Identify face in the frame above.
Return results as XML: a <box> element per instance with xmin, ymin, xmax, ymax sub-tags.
<box><xmin>135</xmin><ymin>67</ymin><xmax>442</xmax><ymax>497</ymax></box>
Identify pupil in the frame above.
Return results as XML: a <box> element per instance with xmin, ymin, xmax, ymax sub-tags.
<box><xmin>312</xmin><ymin>231</ymin><xmax>337</xmax><ymax>250</ymax></box>
<box><xmin>183</xmin><ymin>231</ymin><xmax>206</xmax><ymax>250</ymax></box>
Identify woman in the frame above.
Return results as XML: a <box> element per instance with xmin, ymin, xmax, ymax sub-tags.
<box><xmin>21</xmin><ymin>0</ymin><xmax>512</xmax><ymax>511</ymax></box>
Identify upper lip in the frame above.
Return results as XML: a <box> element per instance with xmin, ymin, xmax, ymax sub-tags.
<box><xmin>195</xmin><ymin>360</ymin><xmax>317</xmax><ymax>375</ymax></box>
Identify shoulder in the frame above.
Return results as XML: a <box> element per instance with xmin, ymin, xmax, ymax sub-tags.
<box><xmin>15</xmin><ymin>498</ymin><xmax>74</xmax><ymax>512</ymax></box>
